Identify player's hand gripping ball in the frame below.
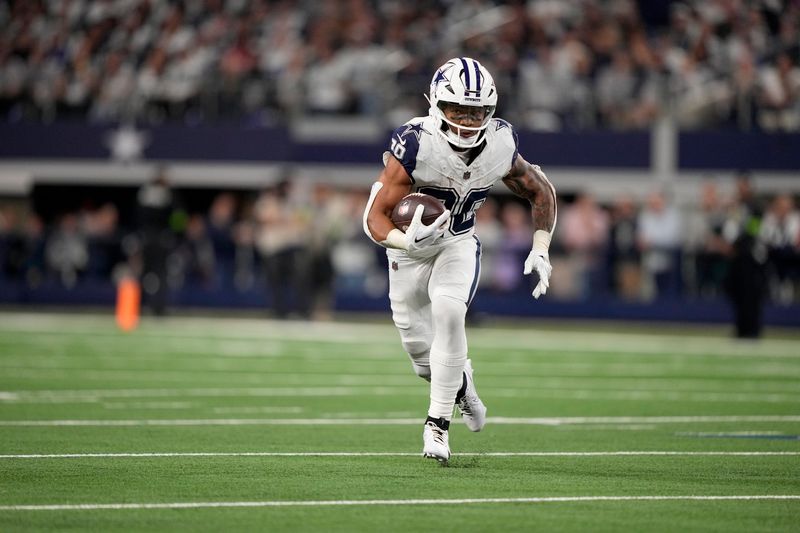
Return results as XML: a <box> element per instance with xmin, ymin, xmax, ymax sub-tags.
<box><xmin>391</xmin><ymin>193</ymin><xmax>446</xmax><ymax>231</ymax></box>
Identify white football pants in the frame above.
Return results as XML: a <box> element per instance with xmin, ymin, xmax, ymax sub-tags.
<box><xmin>387</xmin><ymin>236</ymin><xmax>481</xmax><ymax>420</ymax></box>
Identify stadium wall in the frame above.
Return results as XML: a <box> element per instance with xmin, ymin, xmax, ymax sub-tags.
<box><xmin>1</xmin><ymin>122</ymin><xmax>798</xmax><ymax>200</ymax></box>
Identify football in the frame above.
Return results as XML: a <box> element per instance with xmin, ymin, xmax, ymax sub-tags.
<box><xmin>391</xmin><ymin>192</ymin><xmax>446</xmax><ymax>232</ymax></box>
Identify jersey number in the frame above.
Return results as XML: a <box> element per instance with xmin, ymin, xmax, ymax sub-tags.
<box><xmin>418</xmin><ymin>186</ymin><xmax>490</xmax><ymax>235</ymax></box>
<box><xmin>390</xmin><ymin>138</ymin><xmax>406</xmax><ymax>160</ymax></box>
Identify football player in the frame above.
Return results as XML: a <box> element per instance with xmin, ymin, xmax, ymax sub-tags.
<box><xmin>363</xmin><ymin>57</ymin><xmax>557</xmax><ymax>463</ymax></box>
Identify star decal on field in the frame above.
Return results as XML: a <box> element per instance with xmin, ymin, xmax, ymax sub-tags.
<box><xmin>400</xmin><ymin>122</ymin><xmax>431</xmax><ymax>142</ymax></box>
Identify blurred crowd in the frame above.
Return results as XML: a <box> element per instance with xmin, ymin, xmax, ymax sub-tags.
<box><xmin>1</xmin><ymin>175</ymin><xmax>799</xmax><ymax>318</ymax></box>
<box><xmin>1</xmin><ymin>0</ymin><xmax>799</xmax><ymax>130</ymax></box>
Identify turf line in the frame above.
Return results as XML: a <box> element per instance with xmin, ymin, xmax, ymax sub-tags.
<box><xmin>1</xmin><ymin>451</ymin><xmax>798</xmax><ymax>459</ymax></box>
<box><xmin>2</xmin><ymin>495</ymin><xmax>799</xmax><ymax>511</ymax></box>
<box><xmin>2</xmin><ymin>415</ymin><xmax>799</xmax><ymax>426</ymax></box>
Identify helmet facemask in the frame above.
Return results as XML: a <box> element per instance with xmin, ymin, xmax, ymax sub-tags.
<box><xmin>427</xmin><ymin>57</ymin><xmax>498</xmax><ymax>149</ymax></box>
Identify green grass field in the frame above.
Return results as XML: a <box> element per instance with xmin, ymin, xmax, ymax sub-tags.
<box><xmin>0</xmin><ymin>312</ymin><xmax>798</xmax><ymax>532</ymax></box>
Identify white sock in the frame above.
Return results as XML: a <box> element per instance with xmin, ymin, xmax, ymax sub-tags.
<box><xmin>427</xmin><ymin>296</ymin><xmax>467</xmax><ymax>420</ymax></box>
<box><xmin>428</xmin><ymin>352</ymin><xmax>465</xmax><ymax>419</ymax></box>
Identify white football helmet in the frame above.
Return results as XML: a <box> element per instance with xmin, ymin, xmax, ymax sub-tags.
<box><xmin>427</xmin><ymin>57</ymin><xmax>497</xmax><ymax>149</ymax></box>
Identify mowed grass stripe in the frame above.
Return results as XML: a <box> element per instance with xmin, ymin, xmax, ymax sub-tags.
<box><xmin>1</xmin><ymin>313</ymin><xmax>798</xmax><ymax>358</ymax></box>
<box><xmin>3</xmin><ymin>359</ymin><xmax>799</xmax><ymax>380</ymax></box>
<box><xmin>3</xmin><ymin>451</ymin><xmax>799</xmax><ymax>459</ymax></box>
<box><xmin>3</xmin><ymin>495</ymin><xmax>800</xmax><ymax>511</ymax></box>
<box><xmin>3</xmin><ymin>386</ymin><xmax>797</xmax><ymax>404</ymax></box>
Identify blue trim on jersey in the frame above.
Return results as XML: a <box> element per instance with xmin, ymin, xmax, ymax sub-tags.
<box><xmin>511</xmin><ymin>124</ymin><xmax>519</xmax><ymax>167</ymax></box>
<box><xmin>388</xmin><ymin>123</ymin><xmax>426</xmax><ymax>178</ymax></box>
<box><xmin>468</xmin><ymin>235</ymin><xmax>482</xmax><ymax>307</ymax></box>
<box><xmin>494</xmin><ymin>118</ymin><xmax>518</xmax><ymax>167</ymax></box>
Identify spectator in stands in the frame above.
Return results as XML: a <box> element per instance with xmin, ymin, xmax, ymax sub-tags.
<box><xmin>759</xmin><ymin>193</ymin><xmax>800</xmax><ymax>304</ymax></box>
<box><xmin>1</xmin><ymin>211</ymin><xmax>45</xmax><ymax>286</ymax></box>
<box><xmin>2</xmin><ymin>0</ymin><xmax>799</xmax><ymax>131</ymax></box>
<box><xmin>725</xmin><ymin>232</ymin><xmax>768</xmax><ymax>339</ymax></box>
<box><xmin>206</xmin><ymin>192</ymin><xmax>237</xmax><ymax>286</ymax></box>
<box><xmin>160</xmin><ymin>37</ymin><xmax>213</xmax><ymax>120</ymax></box>
<box><xmin>0</xmin><ymin>40</ymin><xmax>28</xmax><ymax>119</ymax></box>
<box><xmin>560</xmin><ymin>192</ymin><xmax>610</xmax><ymax>298</ymax></box>
<box><xmin>303</xmin><ymin>36</ymin><xmax>355</xmax><ymax>115</ymax></box>
<box><xmin>218</xmin><ymin>24</ymin><xmax>258</xmax><ymax>117</ymax></box>
<box><xmin>137</xmin><ymin>172</ymin><xmax>177</xmax><ymax>316</ymax></box>
<box><xmin>723</xmin><ymin>172</ymin><xmax>763</xmax><ymax>245</ymax></box>
<box><xmin>330</xmin><ymin>188</ymin><xmax>383</xmax><ymax>298</ymax></box>
<box><xmin>180</xmin><ymin>213</ymin><xmax>216</xmax><ymax>288</ymax></box>
<box><xmin>637</xmin><ymin>190</ymin><xmax>682</xmax><ymax>300</ymax></box>
<box><xmin>757</xmin><ymin>52</ymin><xmax>800</xmax><ymax>131</ymax></box>
<box><xmin>517</xmin><ymin>44</ymin><xmax>576</xmax><ymax>131</ymax></box>
<box><xmin>254</xmin><ymin>180</ymin><xmax>310</xmax><ymax>319</ymax></box>
<box><xmin>595</xmin><ymin>49</ymin><xmax>641</xmax><ymax>129</ymax></box>
<box><xmin>83</xmin><ymin>202</ymin><xmax>122</xmax><ymax>279</ymax></box>
<box><xmin>135</xmin><ymin>47</ymin><xmax>169</xmax><ymax>121</ymax></box>
<box><xmin>683</xmin><ymin>181</ymin><xmax>731</xmax><ymax>298</ymax></box>
<box><xmin>0</xmin><ymin>206</ymin><xmax>17</xmax><ymax>281</ymax></box>
<box><xmin>231</xmin><ymin>197</ymin><xmax>257</xmax><ymax>292</ymax></box>
<box><xmin>729</xmin><ymin>47</ymin><xmax>759</xmax><ymax>130</ymax></box>
<box><xmin>492</xmin><ymin>201</ymin><xmax>533</xmax><ymax>293</ymax></box>
<box><xmin>45</xmin><ymin>212</ymin><xmax>88</xmax><ymax>288</ymax></box>
<box><xmin>607</xmin><ymin>195</ymin><xmax>641</xmax><ymax>300</ymax></box>
<box><xmin>90</xmin><ymin>51</ymin><xmax>135</xmax><ymax>122</ymax></box>
<box><xmin>307</xmin><ymin>183</ymin><xmax>349</xmax><ymax>320</ymax></box>
<box><xmin>0</xmin><ymin>205</ymin><xmax>15</xmax><ymax>261</ymax></box>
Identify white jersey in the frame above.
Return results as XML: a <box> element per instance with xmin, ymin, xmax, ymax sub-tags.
<box><xmin>384</xmin><ymin>115</ymin><xmax>519</xmax><ymax>253</ymax></box>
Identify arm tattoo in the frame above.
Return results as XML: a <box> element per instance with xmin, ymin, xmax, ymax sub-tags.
<box><xmin>502</xmin><ymin>159</ymin><xmax>557</xmax><ymax>233</ymax></box>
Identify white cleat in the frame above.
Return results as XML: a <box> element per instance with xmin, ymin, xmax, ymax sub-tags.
<box><xmin>457</xmin><ymin>358</ymin><xmax>487</xmax><ymax>432</ymax></box>
<box><xmin>422</xmin><ymin>421</ymin><xmax>450</xmax><ymax>464</ymax></box>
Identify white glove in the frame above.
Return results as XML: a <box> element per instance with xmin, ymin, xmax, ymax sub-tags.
<box><xmin>523</xmin><ymin>250</ymin><xmax>552</xmax><ymax>299</ymax></box>
<box><xmin>404</xmin><ymin>204</ymin><xmax>450</xmax><ymax>254</ymax></box>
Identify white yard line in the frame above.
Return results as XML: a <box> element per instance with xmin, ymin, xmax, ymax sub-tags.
<box><xmin>2</xmin><ymin>385</ymin><xmax>798</xmax><ymax>405</ymax></box>
<box><xmin>0</xmin><ymin>386</ymin><xmax>424</xmax><ymax>403</ymax></box>
<box><xmin>1</xmin><ymin>451</ymin><xmax>798</xmax><ymax>459</ymax></box>
<box><xmin>1</xmin><ymin>495</ymin><xmax>799</xmax><ymax>511</ymax></box>
<box><xmin>1</xmin><ymin>415</ymin><xmax>799</xmax><ymax>427</ymax></box>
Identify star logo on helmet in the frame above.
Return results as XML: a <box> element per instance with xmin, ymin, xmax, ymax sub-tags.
<box><xmin>400</xmin><ymin>122</ymin><xmax>430</xmax><ymax>142</ymax></box>
<box><xmin>432</xmin><ymin>68</ymin><xmax>449</xmax><ymax>89</ymax></box>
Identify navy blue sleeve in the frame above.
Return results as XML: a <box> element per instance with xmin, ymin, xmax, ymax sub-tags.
<box><xmin>387</xmin><ymin>123</ymin><xmax>423</xmax><ymax>180</ymax></box>
<box><xmin>497</xmin><ymin>118</ymin><xmax>519</xmax><ymax>167</ymax></box>
<box><xmin>510</xmin><ymin>123</ymin><xmax>519</xmax><ymax>167</ymax></box>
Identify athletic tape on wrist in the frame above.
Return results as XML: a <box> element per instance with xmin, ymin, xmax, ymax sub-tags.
<box><xmin>532</xmin><ymin>229</ymin><xmax>551</xmax><ymax>254</ymax></box>
<box><xmin>382</xmin><ymin>228</ymin><xmax>408</xmax><ymax>250</ymax></box>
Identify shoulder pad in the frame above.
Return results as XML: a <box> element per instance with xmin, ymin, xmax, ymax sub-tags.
<box><xmin>490</xmin><ymin>118</ymin><xmax>519</xmax><ymax>168</ymax></box>
<box><xmin>386</xmin><ymin>118</ymin><xmax>433</xmax><ymax>178</ymax></box>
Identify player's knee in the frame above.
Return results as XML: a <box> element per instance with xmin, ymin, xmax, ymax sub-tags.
<box><xmin>431</xmin><ymin>295</ymin><xmax>467</xmax><ymax>334</ymax></box>
<box><xmin>402</xmin><ymin>339</ymin><xmax>430</xmax><ymax>359</ymax></box>
<box><xmin>402</xmin><ymin>339</ymin><xmax>431</xmax><ymax>380</ymax></box>
<box><xmin>411</xmin><ymin>362</ymin><xmax>431</xmax><ymax>381</ymax></box>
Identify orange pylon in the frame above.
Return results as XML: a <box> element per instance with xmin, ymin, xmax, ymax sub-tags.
<box><xmin>115</xmin><ymin>277</ymin><xmax>141</xmax><ymax>332</ymax></box>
